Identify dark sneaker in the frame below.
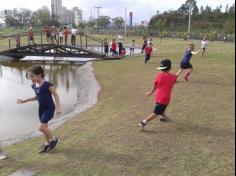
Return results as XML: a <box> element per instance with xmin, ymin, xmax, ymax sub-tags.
<box><xmin>160</xmin><ymin>114</ymin><xmax>168</xmax><ymax>122</ymax></box>
<box><xmin>39</xmin><ymin>145</ymin><xmax>49</xmax><ymax>154</ymax></box>
<box><xmin>47</xmin><ymin>137</ymin><xmax>60</xmax><ymax>153</ymax></box>
<box><xmin>139</xmin><ymin>121</ymin><xmax>147</xmax><ymax>129</ymax></box>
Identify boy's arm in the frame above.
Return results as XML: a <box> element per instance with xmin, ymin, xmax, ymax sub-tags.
<box><xmin>191</xmin><ymin>50</ymin><xmax>201</xmax><ymax>55</ymax></box>
<box><xmin>17</xmin><ymin>96</ymin><xmax>37</xmax><ymax>104</ymax></box>
<box><xmin>146</xmin><ymin>84</ymin><xmax>157</xmax><ymax>97</ymax></box>
<box><xmin>49</xmin><ymin>86</ymin><xmax>62</xmax><ymax>115</ymax></box>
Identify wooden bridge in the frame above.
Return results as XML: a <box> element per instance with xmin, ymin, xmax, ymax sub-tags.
<box><xmin>0</xmin><ymin>32</ymin><xmax>121</xmax><ymax>60</ymax></box>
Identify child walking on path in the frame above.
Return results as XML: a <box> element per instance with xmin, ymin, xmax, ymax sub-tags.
<box><xmin>139</xmin><ymin>59</ymin><xmax>180</xmax><ymax>128</ymax></box>
<box><xmin>17</xmin><ymin>66</ymin><xmax>62</xmax><ymax>153</ymax></box>
<box><xmin>130</xmin><ymin>40</ymin><xmax>135</xmax><ymax>55</ymax></box>
<box><xmin>104</xmin><ymin>39</ymin><xmax>109</xmax><ymax>56</ymax></box>
<box><xmin>0</xmin><ymin>147</ymin><xmax>7</xmax><ymax>160</ymax></box>
<box><xmin>144</xmin><ymin>43</ymin><xmax>153</xmax><ymax>64</ymax></box>
<box><xmin>176</xmin><ymin>42</ymin><xmax>200</xmax><ymax>81</ymax></box>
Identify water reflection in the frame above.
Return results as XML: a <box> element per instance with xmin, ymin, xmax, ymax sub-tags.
<box><xmin>0</xmin><ymin>61</ymin><xmax>82</xmax><ymax>141</ymax></box>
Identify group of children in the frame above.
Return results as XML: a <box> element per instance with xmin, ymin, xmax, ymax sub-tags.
<box><xmin>25</xmin><ymin>26</ymin><xmax>77</xmax><ymax>47</ymax></box>
<box><xmin>104</xmin><ymin>38</ymin><xmax>127</xmax><ymax>56</ymax></box>
<box><xmin>139</xmin><ymin>41</ymin><xmax>204</xmax><ymax>128</ymax></box>
<box><xmin>43</xmin><ymin>26</ymin><xmax>77</xmax><ymax>46</ymax></box>
<box><xmin>0</xmin><ymin>36</ymin><xmax>209</xmax><ymax>160</ymax></box>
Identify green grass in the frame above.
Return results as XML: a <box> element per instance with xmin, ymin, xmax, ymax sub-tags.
<box><xmin>0</xmin><ymin>39</ymin><xmax>235</xmax><ymax>176</ymax></box>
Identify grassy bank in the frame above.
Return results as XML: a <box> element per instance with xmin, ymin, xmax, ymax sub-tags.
<box><xmin>0</xmin><ymin>39</ymin><xmax>235</xmax><ymax>176</ymax></box>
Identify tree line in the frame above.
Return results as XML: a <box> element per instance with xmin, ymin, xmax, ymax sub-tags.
<box><xmin>149</xmin><ymin>0</ymin><xmax>235</xmax><ymax>35</ymax></box>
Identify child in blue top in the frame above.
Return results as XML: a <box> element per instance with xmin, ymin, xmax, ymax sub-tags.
<box><xmin>17</xmin><ymin>66</ymin><xmax>62</xmax><ymax>153</ymax></box>
<box><xmin>176</xmin><ymin>42</ymin><xmax>200</xmax><ymax>81</ymax></box>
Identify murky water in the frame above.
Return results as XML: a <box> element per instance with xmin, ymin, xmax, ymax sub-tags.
<box><xmin>0</xmin><ymin>60</ymin><xmax>82</xmax><ymax>141</ymax></box>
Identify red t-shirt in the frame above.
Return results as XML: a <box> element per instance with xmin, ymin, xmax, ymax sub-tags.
<box><xmin>145</xmin><ymin>46</ymin><xmax>153</xmax><ymax>55</ymax></box>
<box><xmin>111</xmin><ymin>42</ymin><xmax>117</xmax><ymax>50</ymax></box>
<box><xmin>154</xmin><ymin>72</ymin><xmax>177</xmax><ymax>105</ymax></box>
<box><xmin>64</xmin><ymin>29</ymin><xmax>69</xmax><ymax>39</ymax></box>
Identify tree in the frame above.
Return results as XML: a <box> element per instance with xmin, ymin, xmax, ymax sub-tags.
<box><xmin>87</xmin><ymin>19</ymin><xmax>96</xmax><ymax>33</ymax></box>
<box><xmin>98</xmin><ymin>16</ymin><xmax>111</xmax><ymax>29</ymax></box>
<box><xmin>178</xmin><ymin>0</ymin><xmax>199</xmax><ymax>16</ymax></box>
<box><xmin>112</xmin><ymin>17</ymin><xmax>125</xmax><ymax>28</ymax></box>
<box><xmin>34</xmin><ymin>6</ymin><xmax>51</xmax><ymax>26</ymax></box>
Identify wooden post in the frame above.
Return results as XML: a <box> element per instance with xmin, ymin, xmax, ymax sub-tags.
<box><xmin>41</xmin><ymin>32</ymin><xmax>43</xmax><ymax>46</ymax></box>
<box><xmin>86</xmin><ymin>36</ymin><xmax>88</xmax><ymax>49</ymax></box>
<box><xmin>9</xmin><ymin>39</ymin><xmax>11</xmax><ymax>49</ymax></box>
<box><xmin>80</xmin><ymin>34</ymin><xmax>82</xmax><ymax>49</ymax></box>
<box><xmin>101</xmin><ymin>41</ymin><xmax>104</xmax><ymax>54</ymax></box>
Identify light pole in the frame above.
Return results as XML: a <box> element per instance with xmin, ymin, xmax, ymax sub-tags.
<box><xmin>188</xmin><ymin>1</ymin><xmax>193</xmax><ymax>35</ymax></box>
<box><xmin>94</xmin><ymin>6</ymin><xmax>102</xmax><ymax>33</ymax></box>
<box><xmin>125</xmin><ymin>7</ymin><xmax>127</xmax><ymax>37</ymax></box>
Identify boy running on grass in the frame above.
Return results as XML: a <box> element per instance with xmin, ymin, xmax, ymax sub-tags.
<box><xmin>176</xmin><ymin>42</ymin><xmax>200</xmax><ymax>81</ymax></box>
<box><xmin>139</xmin><ymin>59</ymin><xmax>180</xmax><ymax>128</ymax></box>
<box><xmin>144</xmin><ymin>43</ymin><xmax>153</xmax><ymax>64</ymax></box>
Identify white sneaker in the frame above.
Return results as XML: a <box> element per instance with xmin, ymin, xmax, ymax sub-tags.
<box><xmin>0</xmin><ymin>152</ymin><xmax>7</xmax><ymax>160</ymax></box>
<box><xmin>139</xmin><ymin>121</ymin><xmax>146</xmax><ymax>130</ymax></box>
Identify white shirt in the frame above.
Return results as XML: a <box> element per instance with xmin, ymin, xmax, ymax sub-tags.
<box><xmin>130</xmin><ymin>43</ymin><xmax>135</xmax><ymax>49</ymax></box>
<box><xmin>201</xmin><ymin>40</ymin><xmax>208</xmax><ymax>48</ymax></box>
<box><xmin>71</xmin><ymin>28</ymin><xmax>77</xmax><ymax>35</ymax></box>
<box><xmin>59</xmin><ymin>31</ymin><xmax>63</xmax><ymax>37</ymax></box>
<box><xmin>117</xmin><ymin>35</ymin><xmax>124</xmax><ymax>43</ymax></box>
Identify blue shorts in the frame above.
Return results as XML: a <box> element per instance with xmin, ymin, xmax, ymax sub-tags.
<box><xmin>180</xmin><ymin>62</ymin><xmax>193</xmax><ymax>69</ymax></box>
<box><xmin>39</xmin><ymin>107</ymin><xmax>55</xmax><ymax>124</ymax></box>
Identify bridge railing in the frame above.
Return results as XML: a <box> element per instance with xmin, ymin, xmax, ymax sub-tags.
<box><xmin>0</xmin><ymin>31</ymin><xmax>106</xmax><ymax>55</ymax></box>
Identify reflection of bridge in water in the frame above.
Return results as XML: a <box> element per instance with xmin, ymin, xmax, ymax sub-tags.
<box><xmin>0</xmin><ymin>32</ymin><xmax>121</xmax><ymax>60</ymax></box>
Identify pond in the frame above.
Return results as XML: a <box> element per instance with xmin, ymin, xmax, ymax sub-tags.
<box><xmin>0</xmin><ymin>60</ymin><xmax>82</xmax><ymax>141</ymax></box>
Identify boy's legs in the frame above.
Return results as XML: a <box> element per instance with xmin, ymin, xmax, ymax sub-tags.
<box><xmin>202</xmin><ymin>48</ymin><xmax>206</xmax><ymax>56</ymax></box>
<box><xmin>139</xmin><ymin>103</ymin><xmax>167</xmax><ymax>128</ymax></box>
<box><xmin>144</xmin><ymin>113</ymin><xmax>158</xmax><ymax>122</ymax></box>
<box><xmin>184</xmin><ymin>68</ymin><xmax>193</xmax><ymax>81</ymax></box>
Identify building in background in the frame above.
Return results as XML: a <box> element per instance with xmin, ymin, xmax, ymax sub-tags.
<box><xmin>129</xmin><ymin>12</ymin><xmax>133</xmax><ymax>27</ymax></box>
<box><xmin>72</xmin><ymin>7</ymin><xmax>82</xmax><ymax>26</ymax></box>
<box><xmin>60</xmin><ymin>7</ymin><xmax>73</xmax><ymax>24</ymax></box>
<box><xmin>51</xmin><ymin>0</ymin><xmax>62</xmax><ymax>21</ymax></box>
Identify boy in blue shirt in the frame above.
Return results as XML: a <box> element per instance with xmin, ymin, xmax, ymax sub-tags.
<box><xmin>176</xmin><ymin>43</ymin><xmax>200</xmax><ymax>81</ymax></box>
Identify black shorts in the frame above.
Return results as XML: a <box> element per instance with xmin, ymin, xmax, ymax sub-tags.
<box><xmin>46</xmin><ymin>33</ymin><xmax>51</xmax><ymax>38</ymax></box>
<box><xmin>153</xmin><ymin>103</ymin><xmax>167</xmax><ymax>115</ymax></box>
<box><xmin>180</xmin><ymin>62</ymin><xmax>193</xmax><ymax>69</ymax></box>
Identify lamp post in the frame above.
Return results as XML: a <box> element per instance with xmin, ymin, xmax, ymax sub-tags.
<box><xmin>125</xmin><ymin>7</ymin><xmax>127</xmax><ymax>37</ymax></box>
<box><xmin>188</xmin><ymin>1</ymin><xmax>193</xmax><ymax>35</ymax></box>
<box><xmin>94</xmin><ymin>6</ymin><xmax>102</xmax><ymax>33</ymax></box>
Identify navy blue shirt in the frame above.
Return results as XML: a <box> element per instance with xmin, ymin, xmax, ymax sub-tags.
<box><xmin>32</xmin><ymin>81</ymin><xmax>55</xmax><ymax>111</ymax></box>
<box><xmin>181</xmin><ymin>49</ymin><xmax>193</xmax><ymax>64</ymax></box>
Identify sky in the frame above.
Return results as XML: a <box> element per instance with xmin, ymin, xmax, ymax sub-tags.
<box><xmin>0</xmin><ymin>0</ymin><xmax>235</xmax><ymax>23</ymax></box>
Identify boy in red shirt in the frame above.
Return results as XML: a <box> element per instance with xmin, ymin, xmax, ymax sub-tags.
<box><xmin>63</xmin><ymin>27</ymin><xmax>69</xmax><ymax>45</ymax></box>
<box><xmin>111</xmin><ymin>39</ymin><xmax>118</xmax><ymax>56</ymax></box>
<box><xmin>139</xmin><ymin>59</ymin><xmax>180</xmax><ymax>128</ymax></box>
<box><xmin>144</xmin><ymin>43</ymin><xmax>153</xmax><ymax>63</ymax></box>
